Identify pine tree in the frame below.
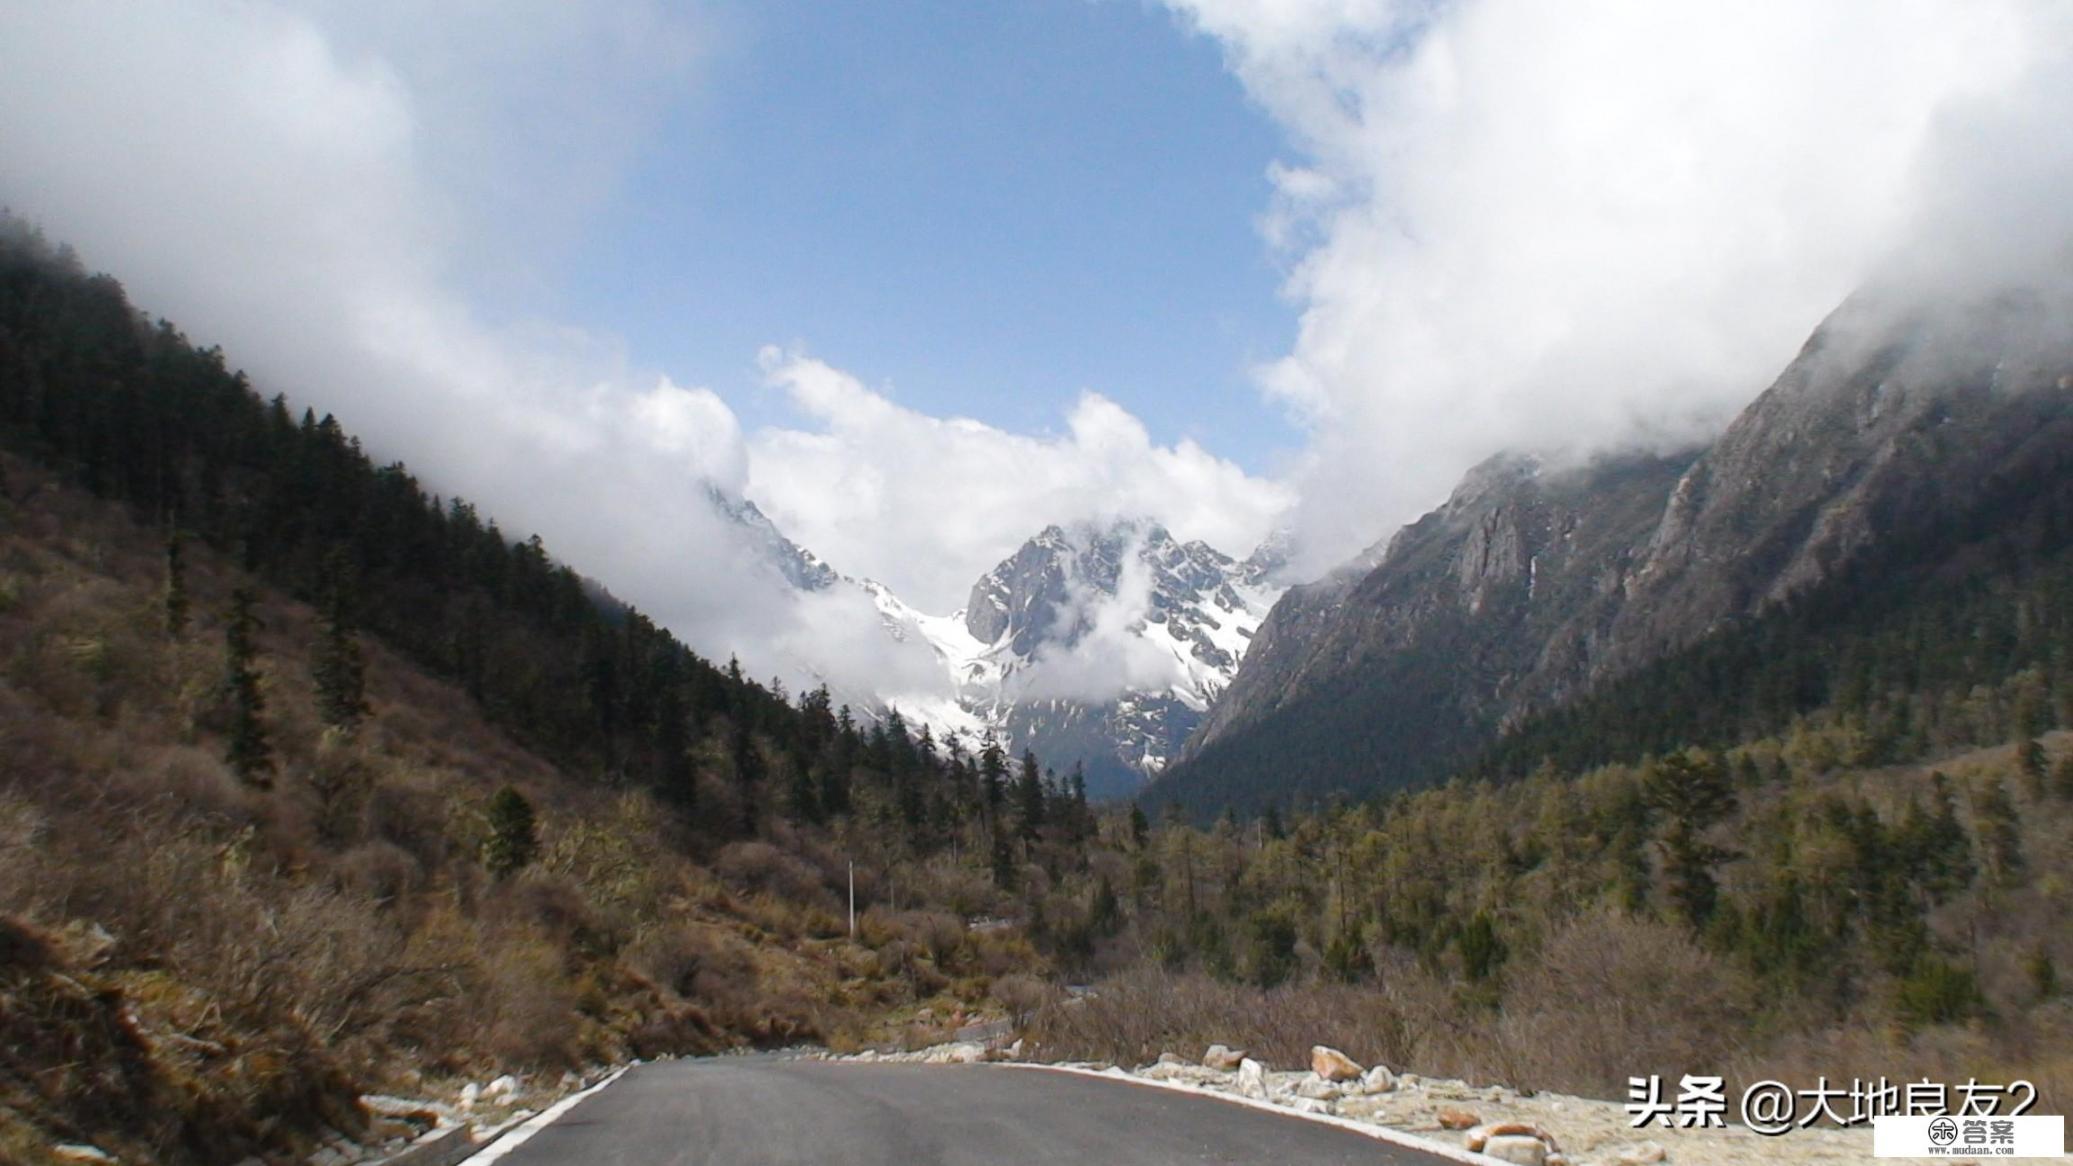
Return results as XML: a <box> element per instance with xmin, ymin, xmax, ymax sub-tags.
<box><xmin>2016</xmin><ymin>738</ymin><xmax>2048</xmax><ymax>799</ymax></box>
<box><xmin>222</xmin><ymin>587</ymin><xmax>272</xmax><ymax>787</ymax></box>
<box><xmin>1128</xmin><ymin>803</ymin><xmax>1150</xmax><ymax>850</ymax></box>
<box><xmin>311</xmin><ymin>553</ymin><xmax>369</xmax><ymax>731</ymax></box>
<box><xmin>162</xmin><ymin>530</ymin><xmax>189</xmax><ymax>638</ymax></box>
<box><xmin>1014</xmin><ymin>750</ymin><xmax>1046</xmax><ymax>844</ymax></box>
<box><xmin>1972</xmin><ymin>778</ymin><xmax>2025</xmax><ymax>888</ymax></box>
<box><xmin>483</xmin><ymin>785</ymin><xmax>539</xmax><ymax>879</ymax></box>
<box><xmin>979</xmin><ymin>732</ymin><xmax>1008</xmax><ymax>824</ymax></box>
<box><xmin>1642</xmin><ymin>749</ymin><xmax>1737</xmax><ymax>927</ymax></box>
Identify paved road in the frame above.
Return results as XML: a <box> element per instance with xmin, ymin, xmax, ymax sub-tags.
<box><xmin>481</xmin><ymin>1056</ymin><xmax>1463</xmax><ymax>1165</ymax></box>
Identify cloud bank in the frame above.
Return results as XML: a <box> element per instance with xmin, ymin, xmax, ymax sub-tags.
<box><xmin>1166</xmin><ymin>0</ymin><xmax>2072</xmax><ymax>573</ymax></box>
<box><xmin>0</xmin><ymin>0</ymin><xmax>1287</xmax><ymax>707</ymax></box>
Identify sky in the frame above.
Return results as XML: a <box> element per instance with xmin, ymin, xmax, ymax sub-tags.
<box><xmin>1</xmin><ymin>0</ymin><xmax>2069</xmax><ymax>699</ymax></box>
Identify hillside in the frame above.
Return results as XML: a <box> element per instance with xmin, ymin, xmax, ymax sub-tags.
<box><xmin>0</xmin><ymin>219</ymin><xmax>1117</xmax><ymax>1164</ymax></box>
<box><xmin>1153</xmin><ymin>285</ymin><xmax>2073</xmax><ymax>815</ymax></box>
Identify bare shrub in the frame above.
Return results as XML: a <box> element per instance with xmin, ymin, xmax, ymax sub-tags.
<box><xmin>1491</xmin><ymin>908</ymin><xmax>1747</xmax><ymax>1096</ymax></box>
<box><xmin>714</xmin><ymin>840</ymin><xmax>831</xmax><ymax>907</ymax></box>
<box><xmin>992</xmin><ymin>973</ymin><xmax>1056</xmax><ymax>1031</ymax></box>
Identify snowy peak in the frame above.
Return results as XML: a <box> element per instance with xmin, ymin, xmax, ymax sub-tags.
<box><xmin>705</xmin><ymin>486</ymin><xmax>840</xmax><ymax>592</ymax></box>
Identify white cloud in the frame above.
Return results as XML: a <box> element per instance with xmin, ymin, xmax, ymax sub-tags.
<box><xmin>0</xmin><ymin>0</ymin><xmax>788</xmax><ymax>660</ymax></box>
<box><xmin>1166</xmin><ymin>0</ymin><xmax>2065</xmax><ymax>574</ymax></box>
<box><xmin>0</xmin><ymin>0</ymin><xmax>1289</xmax><ymax>710</ymax></box>
<box><xmin>748</xmin><ymin>348</ymin><xmax>1291</xmax><ymax>611</ymax></box>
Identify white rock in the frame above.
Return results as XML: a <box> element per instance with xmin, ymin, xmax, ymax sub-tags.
<box><xmin>486</xmin><ymin>1075</ymin><xmax>522</xmax><ymax>1100</ymax></box>
<box><xmin>1296</xmin><ymin>1074</ymin><xmax>1342</xmax><ymax>1100</ymax></box>
<box><xmin>1289</xmin><ymin>1097</ymin><xmax>1333</xmax><ymax>1115</ymax></box>
<box><xmin>1481</xmin><ymin>1134</ymin><xmax>1548</xmax><ymax>1166</ymax></box>
<box><xmin>1235</xmin><ymin>1057</ymin><xmax>1268</xmax><ymax>1099</ymax></box>
<box><xmin>458</xmin><ymin>1083</ymin><xmax>481</xmax><ymax>1109</ymax></box>
<box><xmin>1613</xmin><ymin>1142</ymin><xmax>1667</xmax><ymax>1165</ymax></box>
<box><xmin>1202</xmin><ymin>1043</ymin><xmax>1246</xmax><ymax>1071</ymax></box>
<box><xmin>1359</xmin><ymin>1065</ymin><xmax>1398</xmax><ymax>1094</ymax></box>
<box><xmin>52</xmin><ymin>1147</ymin><xmax>116</xmax><ymax>1164</ymax></box>
<box><xmin>1156</xmin><ymin>1052</ymin><xmax>1187</xmax><ymax>1067</ymax></box>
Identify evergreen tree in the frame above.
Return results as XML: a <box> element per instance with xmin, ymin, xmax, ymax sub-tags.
<box><xmin>163</xmin><ymin>529</ymin><xmax>189</xmax><ymax>639</ymax></box>
<box><xmin>1128</xmin><ymin>803</ymin><xmax>1150</xmax><ymax>850</ymax></box>
<box><xmin>1014</xmin><ymin>750</ymin><xmax>1046</xmax><ymax>844</ymax></box>
<box><xmin>1972</xmin><ymin>778</ymin><xmax>2025</xmax><ymax>888</ymax></box>
<box><xmin>311</xmin><ymin>552</ymin><xmax>370</xmax><ymax>731</ymax></box>
<box><xmin>1641</xmin><ymin>750</ymin><xmax>1737</xmax><ymax>927</ymax></box>
<box><xmin>2055</xmin><ymin>753</ymin><xmax>2073</xmax><ymax>802</ymax></box>
<box><xmin>979</xmin><ymin>732</ymin><xmax>1007</xmax><ymax>824</ymax></box>
<box><xmin>222</xmin><ymin>587</ymin><xmax>272</xmax><ymax>787</ymax></box>
<box><xmin>482</xmin><ymin>785</ymin><xmax>539</xmax><ymax>879</ymax></box>
<box><xmin>2017</xmin><ymin>738</ymin><xmax>2048</xmax><ymax>799</ymax></box>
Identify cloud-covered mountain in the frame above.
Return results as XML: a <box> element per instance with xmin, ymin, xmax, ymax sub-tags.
<box><xmin>866</xmin><ymin>520</ymin><xmax>1284</xmax><ymax>799</ymax></box>
<box><xmin>717</xmin><ymin>501</ymin><xmax>1286</xmax><ymax>800</ymax></box>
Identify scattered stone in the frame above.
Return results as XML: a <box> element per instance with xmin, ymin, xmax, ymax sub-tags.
<box><xmin>1156</xmin><ymin>1052</ymin><xmax>1187</xmax><ymax>1067</ymax></box>
<box><xmin>1480</xmin><ymin>1134</ymin><xmax>1548</xmax><ymax>1166</ymax></box>
<box><xmin>1611</xmin><ymin>1142</ymin><xmax>1667</xmax><ymax>1165</ymax></box>
<box><xmin>1236</xmin><ymin>1057</ymin><xmax>1268</xmax><ymax>1100</ymax></box>
<box><xmin>1436</xmin><ymin>1106</ymin><xmax>1481</xmax><ymax>1130</ymax></box>
<box><xmin>1359</xmin><ymin>1065</ymin><xmax>1398</xmax><ymax>1094</ymax></box>
<box><xmin>1202</xmin><ymin>1043</ymin><xmax>1246</xmax><ymax>1071</ymax></box>
<box><xmin>921</xmin><ymin>1041</ymin><xmax>985</xmax><ymax>1064</ymax></box>
<box><xmin>1309</xmin><ymin>1045</ymin><xmax>1364</xmax><ymax>1082</ymax></box>
<box><xmin>1399</xmin><ymin>1073</ymin><xmax>1421</xmax><ymax>1088</ymax></box>
<box><xmin>1296</xmin><ymin>1074</ymin><xmax>1342</xmax><ymax>1100</ymax></box>
<box><xmin>486</xmin><ymin>1074</ymin><xmax>522</xmax><ymax>1101</ymax></box>
<box><xmin>1289</xmin><ymin>1097</ymin><xmax>1333</xmax><ymax>1115</ymax></box>
<box><xmin>459</xmin><ymin>1082</ymin><xmax>481</xmax><ymax>1110</ymax></box>
<box><xmin>52</xmin><ymin>1147</ymin><xmax>116</xmax><ymax>1164</ymax></box>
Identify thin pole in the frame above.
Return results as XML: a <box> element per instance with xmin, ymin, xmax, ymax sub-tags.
<box><xmin>848</xmin><ymin>859</ymin><xmax>856</xmax><ymax>939</ymax></box>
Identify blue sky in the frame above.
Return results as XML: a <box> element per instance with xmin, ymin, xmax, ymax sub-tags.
<box><xmin>509</xmin><ymin>0</ymin><xmax>1301</xmax><ymax>471</ymax></box>
<box><xmin>2</xmin><ymin>0</ymin><xmax>2058</xmax><ymax>682</ymax></box>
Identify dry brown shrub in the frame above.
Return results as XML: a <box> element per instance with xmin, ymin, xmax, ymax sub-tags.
<box><xmin>714</xmin><ymin>839</ymin><xmax>831</xmax><ymax>907</ymax></box>
<box><xmin>480</xmin><ymin>936</ymin><xmax>580</xmax><ymax>1068</ymax></box>
<box><xmin>1490</xmin><ymin>908</ymin><xmax>1747</xmax><ymax>1095</ymax></box>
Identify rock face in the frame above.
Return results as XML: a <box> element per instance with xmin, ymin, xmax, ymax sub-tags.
<box><xmin>1155</xmin><ymin>286</ymin><xmax>2073</xmax><ymax>812</ymax></box>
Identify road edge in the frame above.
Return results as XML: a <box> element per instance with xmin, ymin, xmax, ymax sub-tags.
<box><xmin>989</xmin><ymin>1061</ymin><xmax>1504</xmax><ymax>1166</ymax></box>
<box><xmin>452</xmin><ymin>1064</ymin><xmax>635</xmax><ymax>1165</ymax></box>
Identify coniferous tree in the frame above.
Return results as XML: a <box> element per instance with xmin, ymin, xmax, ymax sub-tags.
<box><xmin>482</xmin><ymin>786</ymin><xmax>539</xmax><ymax>879</ymax></box>
<box><xmin>1012</xmin><ymin>750</ymin><xmax>1046</xmax><ymax>844</ymax></box>
<box><xmin>979</xmin><ymin>732</ymin><xmax>1007</xmax><ymax>824</ymax></box>
<box><xmin>163</xmin><ymin>529</ymin><xmax>190</xmax><ymax>639</ymax></box>
<box><xmin>1128</xmin><ymin>803</ymin><xmax>1150</xmax><ymax>850</ymax></box>
<box><xmin>2017</xmin><ymin>738</ymin><xmax>2048</xmax><ymax>799</ymax></box>
<box><xmin>311</xmin><ymin>554</ymin><xmax>370</xmax><ymax>731</ymax></box>
<box><xmin>1642</xmin><ymin>749</ymin><xmax>1737</xmax><ymax>927</ymax></box>
<box><xmin>222</xmin><ymin>587</ymin><xmax>272</xmax><ymax>787</ymax></box>
<box><xmin>1973</xmin><ymin>778</ymin><xmax>2025</xmax><ymax>888</ymax></box>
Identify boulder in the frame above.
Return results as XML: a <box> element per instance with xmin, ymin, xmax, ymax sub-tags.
<box><xmin>1236</xmin><ymin>1057</ymin><xmax>1268</xmax><ymax>1100</ymax></box>
<box><xmin>458</xmin><ymin>1082</ymin><xmax>481</xmax><ymax>1110</ymax></box>
<box><xmin>486</xmin><ymin>1074</ymin><xmax>522</xmax><ymax>1100</ymax></box>
<box><xmin>1359</xmin><ymin>1065</ymin><xmax>1398</xmax><ymax>1094</ymax></box>
<box><xmin>1309</xmin><ymin>1045</ymin><xmax>1363</xmax><ymax>1082</ymax></box>
<box><xmin>1479</xmin><ymin>1135</ymin><xmax>1547</xmax><ymax>1166</ymax></box>
<box><xmin>1612</xmin><ymin>1143</ymin><xmax>1667</xmax><ymax>1165</ymax></box>
<box><xmin>1202</xmin><ymin>1044</ymin><xmax>1246</xmax><ymax>1071</ymax></box>
<box><xmin>1156</xmin><ymin>1052</ymin><xmax>1187</xmax><ymax>1067</ymax></box>
<box><xmin>1436</xmin><ymin>1106</ymin><xmax>1481</xmax><ymax>1130</ymax></box>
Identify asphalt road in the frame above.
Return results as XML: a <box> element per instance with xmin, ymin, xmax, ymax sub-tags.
<box><xmin>479</xmin><ymin>1056</ymin><xmax>1464</xmax><ymax>1165</ymax></box>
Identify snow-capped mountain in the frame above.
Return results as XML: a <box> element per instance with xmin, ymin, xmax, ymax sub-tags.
<box><xmin>707</xmin><ymin>485</ymin><xmax>1285</xmax><ymax>799</ymax></box>
<box><xmin>866</xmin><ymin>519</ymin><xmax>1284</xmax><ymax>799</ymax></box>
